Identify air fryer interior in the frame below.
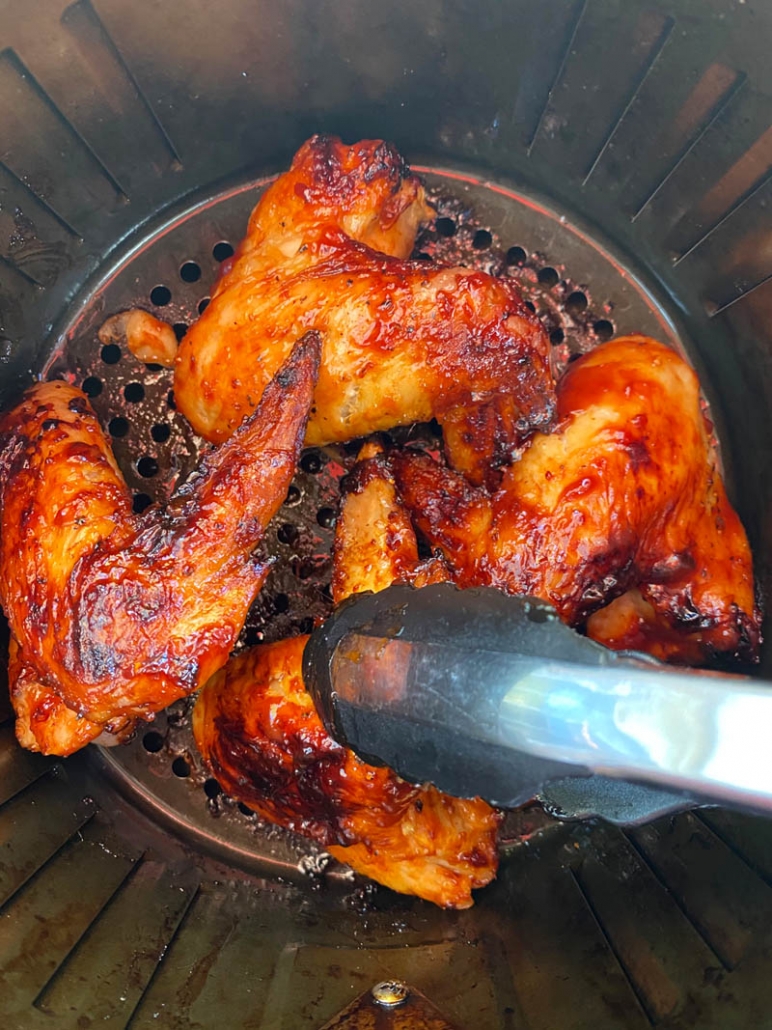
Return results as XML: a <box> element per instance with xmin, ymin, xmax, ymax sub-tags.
<box><xmin>2</xmin><ymin>1</ymin><xmax>772</xmax><ymax>1027</ymax></box>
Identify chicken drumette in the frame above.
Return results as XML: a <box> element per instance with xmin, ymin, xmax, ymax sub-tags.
<box><xmin>150</xmin><ymin>135</ymin><xmax>555</xmax><ymax>485</ymax></box>
<box><xmin>0</xmin><ymin>332</ymin><xmax>320</xmax><ymax>755</ymax></box>
<box><xmin>193</xmin><ymin>442</ymin><xmax>500</xmax><ymax>909</ymax></box>
<box><xmin>391</xmin><ymin>335</ymin><xmax>760</xmax><ymax>664</ymax></box>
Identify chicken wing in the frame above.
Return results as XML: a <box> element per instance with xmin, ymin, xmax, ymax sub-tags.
<box><xmin>0</xmin><ymin>332</ymin><xmax>320</xmax><ymax>755</ymax></box>
<box><xmin>392</xmin><ymin>335</ymin><xmax>760</xmax><ymax>664</ymax></box>
<box><xmin>168</xmin><ymin>135</ymin><xmax>555</xmax><ymax>484</ymax></box>
<box><xmin>330</xmin><ymin>440</ymin><xmax>449</xmax><ymax>603</ymax></box>
<box><xmin>193</xmin><ymin>443</ymin><xmax>500</xmax><ymax>909</ymax></box>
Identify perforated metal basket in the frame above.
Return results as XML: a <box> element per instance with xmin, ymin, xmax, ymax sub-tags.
<box><xmin>3</xmin><ymin>1</ymin><xmax>772</xmax><ymax>1027</ymax></box>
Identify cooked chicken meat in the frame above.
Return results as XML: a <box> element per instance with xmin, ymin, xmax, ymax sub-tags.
<box><xmin>330</xmin><ymin>439</ymin><xmax>450</xmax><ymax>603</ymax></box>
<box><xmin>193</xmin><ymin>443</ymin><xmax>500</xmax><ymax>909</ymax></box>
<box><xmin>392</xmin><ymin>335</ymin><xmax>760</xmax><ymax>664</ymax></box>
<box><xmin>0</xmin><ymin>333</ymin><xmax>320</xmax><ymax>755</ymax></box>
<box><xmin>167</xmin><ymin>135</ymin><xmax>555</xmax><ymax>484</ymax></box>
<box><xmin>99</xmin><ymin>309</ymin><xmax>179</xmax><ymax>367</ymax></box>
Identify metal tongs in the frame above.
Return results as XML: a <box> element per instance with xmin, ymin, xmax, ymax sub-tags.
<box><xmin>304</xmin><ymin>583</ymin><xmax>772</xmax><ymax>819</ymax></box>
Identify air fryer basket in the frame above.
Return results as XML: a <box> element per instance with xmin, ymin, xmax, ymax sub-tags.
<box><xmin>3</xmin><ymin>1</ymin><xmax>772</xmax><ymax>1027</ymax></box>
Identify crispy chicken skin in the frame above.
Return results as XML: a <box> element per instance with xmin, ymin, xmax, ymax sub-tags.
<box><xmin>392</xmin><ymin>335</ymin><xmax>760</xmax><ymax>664</ymax></box>
<box><xmin>193</xmin><ymin>444</ymin><xmax>500</xmax><ymax>909</ymax></box>
<box><xmin>172</xmin><ymin>135</ymin><xmax>555</xmax><ymax>484</ymax></box>
<box><xmin>585</xmin><ymin>589</ymin><xmax>715</xmax><ymax>664</ymax></box>
<box><xmin>0</xmin><ymin>333</ymin><xmax>320</xmax><ymax>755</ymax></box>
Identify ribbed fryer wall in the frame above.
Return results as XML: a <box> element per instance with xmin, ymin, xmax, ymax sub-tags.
<box><xmin>1</xmin><ymin>1</ymin><xmax>772</xmax><ymax>1027</ymax></box>
<box><xmin>5</xmin><ymin>752</ymin><xmax>772</xmax><ymax>1028</ymax></box>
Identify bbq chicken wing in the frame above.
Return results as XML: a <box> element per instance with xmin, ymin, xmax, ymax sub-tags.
<box><xmin>165</xmin><ymin>135</ymin><xmax>555</xmax><ymax>484</ymax></box>
<box><xmin>392</xmin><ymin>335</ymin><xmax>760</xmax><ymax>664</ymax></box>
<box><xmin>330</xmin><ymin>440</ymin><xmax>450</xmax><ymax>603</ymax></box>
<box><xmin>0</xmin><ymin>332</ymin><xmax>320</xmax><ymax>755</ymax></box>
<box><xmin>193</xmin><ymin>443</ymin><xmax>500</xmax><ymax>909</ymax></box>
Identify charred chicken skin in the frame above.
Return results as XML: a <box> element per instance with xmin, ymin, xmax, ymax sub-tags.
<box><xmin>392</xmin><ymin>335</ymin><xmax>760</xmax><ymax>664</ymax></box>
<box><xmin>168</xmin><ymin>135</ymin><xmax>555</xmax><ymax>484</ymax></box>
<box><xmin>193</xmin><ymin>443</ymin><xmax>500</xmax><ymax>909</ymax></box>
<box><xmin>0</xmin><ymin>332</ymin><xmax>321</xmax><ymax>755</ymax></box>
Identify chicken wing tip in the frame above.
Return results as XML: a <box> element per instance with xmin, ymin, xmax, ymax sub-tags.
<box><xmin>277</xmin><ymin>330</ymin><xmax>322</xmax><ymax>388</ymax></box>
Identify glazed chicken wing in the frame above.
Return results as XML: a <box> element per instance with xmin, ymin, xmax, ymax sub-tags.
<box><xmin>166</xmin><ymin>135</ymin><xmax>555</xmax><ymax>484</ymax></box>
<box><xmin>330</xmin><ymin>440</ymin><xmax>450</xmax><ymax>603</ymax></box>
<box><xmin>0</xmin><ymin>332</ymin><xmax>320</xmax><ymax>755</ymax></box>
<box><xmin>392</xmin><ymin>335</ymin><xmax>760</xmax><ymax>664</ymax></box>
<box><xmin>193</xmin><ymin>443</ymin><xmax>500</xmax><ymax>909</ymax></box>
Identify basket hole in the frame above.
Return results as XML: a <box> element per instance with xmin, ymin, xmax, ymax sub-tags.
<box><xmin>180</xmin><ymin>261</ymin><xmax>201</xmax><ymax>283</ymax></box>
<box><xmin>245</xmin><ymin>627</ymin><xmax>265</xmax><ymax>647</ymax></box>
<box><xmin>524</xmin><ymin>300</ymin><xmax>536</xmax><ymax>314</ymax></box>
<box><xmin>133</xmin><ymin>492</ymin><xmax>153</xmax><ymax>514</ymax></box>
<box><xmin>151</xmin><ymin>424</ymin><xmax>170</xmax><ymax>444</ymax></box>
<box><xmin>172</xmin><ymin>756</ymin><xmax>190</xmax><ymax>777</ymax></box>
<box><xmin>506</xmin><ymin>245</ymin><xmax>527</xmax><ymax>266</ymax></box>
<box><xmin>237</xmin><ymin>802</ymin><xmax>254</xmax><ymax>817</ymax></box>
<box><xmin>109</xmin><ymin>416</ymin><xmax>129</xmax><ymax>438</ymax></box>
<box><xmin>435</xmin><ymin>217</ymin><xmax>456</xmax><ymax>237</ymax></box>
<box><xmin>565</xmin><ymin>290</ymin><xmax>588</xmax><ymax>314</ymax></box>
<box><xmin>151</xmin><ymin>423</ymin><xmax>171</xmax><ymax>444</ymax></box>
<box><xmin>538</xmin><ymin>266</ymin><xmax>559</xmax><ymax>287</ymax></box>
<box><xmin>550</xmin><ymin>327</ymin><xmax>565</xmax><ymax>345</ymax></box>
<box><xmin>213</xmin><ymin>241</ymin><xmax>234</xmax><ymax>262</ymax></box>
<box><xmin>284</xmin><ymin>484</ymin><xmax>302</xmax><ymax>506</ymax></box>
<box><xmin>173</xmin><ymin>322</ymin><xmax>188</xmax><ymax>342</ymax></box>
<box><xmin>316</xmin><ymin>506</ymin><xmax>336</xmax><ymax>529</ymax></box>
<box><xmin>277</xmin><ymin>523</ymin><xmax>299</xmax><ymax>545</ymax></box>
<box><xmin>415</xmin><ymin>252</ymin><xmax>432</xmax><ymax>262</ymax></box>
<box><xmin>124</xmin><ymin>382</ymin><xmax>145</xmax><ymax>403</ymax></box>
<box><xmin>137</xmin><ymin>456</ymin><xmax>159</xmax><ymax>478</ymax></box>
<box><xmin>198</xmin><ymin>297</ymin><xmax>210</xmax><ymax>315</ymax></box>
<box><xmin>167</xmin><ymin>390</ymin><xmax>176</xmax><ymax>410</ymax></box>
<box><xmin>100</xmin><ymin>343</ymin><xmax>121</xmax><ymax>365</ymax></box>
<box><xmin>150</xmin><ymin>285</ymin><xmax>171</xmax><ymax>307</ymax></box>
<box><xmin>472</xmin><ymin>229</ymin><xmax>493</xmax><ymax>250</ymax></box>
<box><xmin>298</xmin><ymin>616</ymin><xmax>315</xmax><ymax>635</ymax></box>
<box><xmin>300</xmin><ymin>451</ymin><xmax>322</xmax><ymax>474</ymax></box>
<box><xmin>82</xmin><ymin>376</ymin><xmax>103</xmax><ymax>397</ymax></box>
<box><xmin>295</xmin><ymin>560</ymin><xmax>316</xmax><ymax>581</ymax></box>
<box><xmin>142</xmin><ymin>730</ymin><xmax>165</xmax><ymax>752</ymax></box>
<box><xmin>203</xmin><ymin>778</ymin><xmax>221</xmax><ymax>799</ymax></box>
<box><xmin>274</xmin><ymin>592</ymin><xmax>290</xmax><ymax>613</ymax></box>
<box><xmin>593</xmin><ymin>318</ymin><xmax>615</xmax><ymax>341</ymax></box>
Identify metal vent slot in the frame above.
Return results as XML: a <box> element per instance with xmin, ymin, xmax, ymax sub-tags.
<box><xmin>128</xmin><ymin>888</ymin><xmax>289</xmax><ymax>1029</ymax></box>
<box><xmin>34</xmin><ymin>857</ymin><xmax>197</xmax><ymax>1025</ymax></box>
<box><xmin>529</xmin><ymin>5</ymin><xmax>675</xmax><ymax>179</ymax></box>
<box><xmin>573</xmin><ymin>822</ymin><xmax>725</xmax><ymax>1025</ymax></box>
<box><xmin>628</xmin><ymin>813</ymin><xmax>772</xmax><ymax>971</ymax></box>
<box><xmin>492</xmin><ymin>847</ymin><xmax>651</xmax><ymax>1030</ymax></box>
<box><xmin>0</xmin><ymin>48</ymin><xmax>123</xmax><ymax>223</ymax></box>
<box><xmin>0</xmin><ymin>723</ymin><xmax>53</xmax><ymax>807</ymax></box>
<box><xmin>0</xmin><ymin>770</ymin><xmax>95</xmax><ymax>909</ymax></box>
<box><xmin>0</xmin><ymin>821</ymin><xmax>138</xmax><ymax>1017</ymax></box>
<box><xmin>697</xmin><ymin>808</ymin><xmax>772</xmax><ymax>887</ymax></box>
